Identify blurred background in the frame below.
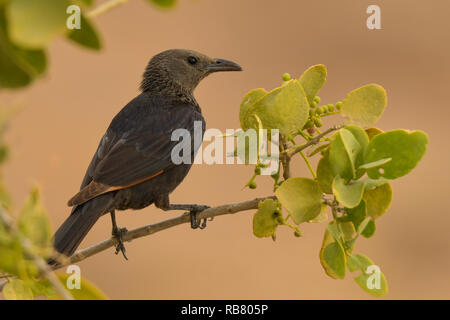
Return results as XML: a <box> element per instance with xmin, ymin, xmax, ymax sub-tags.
<box><xmin>1</xmin><ymin>0</ymin><xmax>449</xmax><ymax>299</ymax></box>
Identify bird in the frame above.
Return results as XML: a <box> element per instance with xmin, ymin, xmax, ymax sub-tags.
<box><xmin>52</xmin><ymin>49</ymin><xmax>242</xmax><ymax>260</ymax></box>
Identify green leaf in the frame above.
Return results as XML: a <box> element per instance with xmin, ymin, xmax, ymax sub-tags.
<box><xmin>316</xmin><ymin>154</ymin><xmax>333</xmax><ymax>194</ymax></box>
<box><xmin>298</xmin><ymin>64</ymin><xmax>327</xmax><ymax>105</ymax></box>
<box><xmin>363</xmin><ymin>182</ymin><xmax>392</xmax><ymax>219</ymax></box>
<box><xmin>241</xmin><ymin>80</ymin><xmax>309</xmax><ymax>136</ymax></box>
<box><xmin>358</xmin><ymin>158</ymin><xmax>391</xmax><ymax>170</ymax></box>
<box><xmin>344</xmin><ymin>201</ymin><xmax>366</xmax><ymax>230</ymax></box>
<box><xmin>0</xmin><ymin>6</ymin><xmax>47</xmax><ymax>89</ymax></box>
<box><xmin>319</xmin><ymin>224</ymin><xmax>346</xmax><ymax>279</ymax></box>
<box><xmin>67</xmin><ymin>14</ymin><xmax>101</xmax><ymax>50</ymax></box>
<box><xmin>344</xmin><ymin>125</ymin><xmax>369</xmax><ymax>170</ymax></box>
<box><xmin>332</xmin><ymin>176</ymin><xmax>366</xmax><ymax>209</ymax></box>
<box><xmin>329</xmin><ymin>128</ymin><xmax>362</xmax><ymax>181</ymax></box>
<box><xmin>3</xmin><ymin>279</ymin><xmax>34</xmax><ymax>300</ymax></box>
<box><xmin>252</xmin><ymin>199</ymin><xmax>280</xmax><ymax>238</ymax></box>
<box><xmin>361</xmin><ymin>219</ymin><xmax>376</xmax><ymax>238</ymax></box>
<box><xmin>308</xmin><ymin>204</ymin><xmax>328</xmax><ymax>223</ymax></box>
<box><xmin>18</xmin><ymin>188</ymin><xmax>53</xmax><ymax>254</ymax></box>
<box><xmin>364</xmin><ymin>130</ymin><xmax>428</xmax><ymax>179</ymax></box>
<box><xmin>7</xmin><ymin>0</ymin><xmax>71</xmax><ymax>48</ymax></box>
<box><xmin>341</xmin><ymin>84</ymin><xmax>387</xmax><ymax>126</ymax></box>
<box><xmin>29</xmin><ymin>279</ymin><xmax>58</xmax><ymax>299</ymax></box>
<box><xmin>347</xmin><ymin>254</ymin><xmax>388</xmax><ymax>297</ymax></box>
<box><xmin>147</xmin><ymin>0</ymin><xmax>177</xmax><ymax>9</ymax></box>
<box><xmin>239</xmin><ymin>88</ymin><xmax>267</xmax><ymax>129</ymax></box>
<box><xmin>275</xmin><ymin>177</ymin><xmax>323</xmax><ymax>224</ymax></box>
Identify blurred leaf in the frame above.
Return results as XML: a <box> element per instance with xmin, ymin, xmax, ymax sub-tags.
<box><xmin>252</xmin><ymin>199</ymin><xmax>280</xmax><ymax>238</ymax></box>
<box><xmin>18</xmin><ymin>188</ymin><xmax>53</xmax><ymax>254</ymax></box>
<box><xmin>320</xmin><ymin>223</ymin><xmax>346</xmax><ymax>279</ymax></box>
<box><xmin>347</xmin><ymin>253</ymin><xmax>388</xmax><ymax>297</ymax></box>
<box><xmin>329</xmin><ymin>128</ymin><xmax>362</xmax><ymax>181</ymax></box>
<box><xmin>341</xmin><ymin>84</ymin><xmax>387</xmax><ymax>126</ymax></box>
<box><xmin>242</xmin><ymin>80</ymin><xmax>309</xmax><ymax>136</ymax></box>
<box><xmin>363</xmin><ymin>182</ymin><xmax>392</xmax><ymax>219</ymax></box>
<box><xmin>79</xmin><ymin>0</ymin><xmax>94</xmax><ymax>5</ymax></box>
<box><xmin>3</xmin><ymin>279</ymin><xmax>34</xmax><ymax>300</ymax></box>
<box><xmin>365</xmin><ymin>127</ymin><xmax>383</xmax><ymax>140</ymax></box>
<box><xmin>7</xmin><ymin>0</ymin><xmax>70</xmax><ymax>48</ymax></box>
<box><xmin>0</xmin><ymin>6</ymin><xmax>47</xmax><ymax>89</ymax></box>
<box><xmin>298</xmin><ymin>64</ymin><xmax>327</xmax><ymax>105</ymax></box>
<box><xmin>147</xmin><ymin>0</ymin><xmax>177</xmax><ymax>9</ymax></box>
<box><xmin>275</xmin><ymin>177</ymin><xmax>322</xmax><ymax>224</ymax></box>
<box><xmin>316</xmin><ymin>154</ymin><xmax>333</xmax><ymax>194</ymax></box>
<box><xmin>364</xmin><ymin>130</ymin><xmax>428</xmax><ymax>180</ymax></box>
<box><xmin>0</xmin><ymin>182</ymin><xmax>12</xmax><ymax>209</ymax></box>
<box><xmin>332</xmin><ymin>176</ymin><xmax>366</xmax><ymax>209</ymax></box>
<box><xmin>57</xmin><ymin>274</ymin><xmax>108</xmax><ymax>300</ymax></box>
<box><xmin>67</xmin><ymin>14</ymin><xmax>101</xmax><ymax>50</ymax></box>
<box><xmin>29</xmin><ymin>279</ymin><xmax>58</xmax><ymax>299</ymax></box>
<box><xmin>0</xmin><ymin>144</ymin><xmax>9</xmax><ymax>164</ymax></box>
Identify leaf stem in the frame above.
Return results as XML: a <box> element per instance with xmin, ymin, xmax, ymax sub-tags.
<box><xmin>299</xmin><ymin>150</ymin><xmax>316</xmax><ymax>179</ymax></box>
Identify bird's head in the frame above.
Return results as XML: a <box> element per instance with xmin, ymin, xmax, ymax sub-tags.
<box><xmin>140</xmin><ymin>49</ymin><xmax>242</xmax><ymax>96</ymax></box>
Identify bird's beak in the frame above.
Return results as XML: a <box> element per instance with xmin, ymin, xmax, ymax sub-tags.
<box><xmin>207</xmin><ymin>58</ymin><xmax>243</xmax><ymax>72</ymax></box>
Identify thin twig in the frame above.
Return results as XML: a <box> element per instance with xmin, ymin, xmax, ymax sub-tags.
<box><xmin>0</xmin><ymin>208</ymin><xmax>73</xmax><ymax>300</ymax></box>
<box><xmin>52</xmin><ymin>196</ymin><xmax>275</xmax><ymax>270</ymax></box>
<box><xmin>286</xmin><ymin>125</ymin><xmax>342</xmax><ymax>158</ymax></box>
<box><xmin>87</xmin><ymin>0</ymin><xmax>129</xmax><ymax>18</ymax></box>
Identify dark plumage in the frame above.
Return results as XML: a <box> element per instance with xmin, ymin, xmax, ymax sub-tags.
<box><xmin>53</xmin><ymin>49</ymin><xmax>242</xmax><ymax>258</ymax></box>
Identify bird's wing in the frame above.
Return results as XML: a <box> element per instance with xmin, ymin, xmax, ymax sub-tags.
<box><xmin>68</xmin><ymin>104</ymin><xmax>204</xmax><ymax>206</ymax></box>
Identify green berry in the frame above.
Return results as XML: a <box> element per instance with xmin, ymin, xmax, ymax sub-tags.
<box><xmin>254</xmin><ymin>167</ymin><xmax>261</xmax><ymax>175</ymax></box>
<box><xmin>309</xmin><ymin>109</ymin><xmax>315</xmax><ymax>116</ymax></box>
<box><xmin>313</xmin><ymin>96</ymin><xmax>321</xmax><ymax>104</ymax></box>
<box><xmin>314</xmin><ymin>118</ymin><xmax>323</xmax><ymax>127</ymax></box>
<box><xmin>336</xmin><ymin>101</ymin><xmax>343</xmax><ymax>110</ymax></box>
<box><xmin>315</xmin><ymin>108</ymin><xmax>322</xmax><ymax>116</ymax></box>
<box><xmin>282</xmin><ymin>73</ymin><xmax>291</xmax><ymax>81</ymax></box>
<box><xmin>310</xmin><ymin>100</ymin><xmax>317</xmax><ymax>108</ymax></box>
<box><xmin>248</xmin><ymin>181</ymin><xmax>257</xmax><ymax>189</ymax></box>
<box><xmin>294</xmin><ymin>230</ymin><xmax>302</xmax><ymax>237</ymax></box>
<box><xmin>327</xmin><ymin>104</ymin><xmax>334</xmax><ymax>112</ymax></box>
<box><xmin>318</xmin><ymin>106</ymin><xmax>326</xmax><ymax>114</ymax></box>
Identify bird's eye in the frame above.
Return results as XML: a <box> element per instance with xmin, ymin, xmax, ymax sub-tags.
<box><xmin>187</xmin><ymin>56</ymin><xmax>198</xmax><ymax>65</ymax></box>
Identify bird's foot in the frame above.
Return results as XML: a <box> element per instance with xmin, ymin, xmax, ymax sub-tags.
<box><xmin>112</xmin><ymin>226</ymin><xmax>128</xmax><ymax>260</ymax></box>
<box><xmin>189</xmin><ymin>205</ymin><xmax>211</xmax><ymax>230</ymax></box>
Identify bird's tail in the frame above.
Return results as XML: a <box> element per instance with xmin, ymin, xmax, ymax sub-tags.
<box><xmin>53</xmin><ymin>194</ymin><xmax>113</xmax><ymax>258</ymax></box>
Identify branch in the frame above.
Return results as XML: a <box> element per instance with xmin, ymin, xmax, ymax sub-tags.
<box><xmin>286</xmin><ymin>125</ymin><xmax>343</xmax><ymax>158</ymax></box>
<box><xmin>0</xmin><ymin>208</ymin><xmax>73</xmax><ymax>300</ymax></box>
<box><xmin>52</xmin><ymin>196</ymin><xmax>275</xmax><ymax>270</ymax></box>
<box><xmin>87</xmin><ymin>0</ymin><xmax>129</xmax><ymax>18</ymax></box>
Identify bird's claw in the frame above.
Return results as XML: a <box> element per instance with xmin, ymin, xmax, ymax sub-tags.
<box><xmin>112</xmin><ymin>227</ymin><xmax>128</xmax><ymax>260</ymax></box>
<box><xmin>189</xmin><ymin>205</ymin><xmax>211</xmax><ymax>230</ymax></box>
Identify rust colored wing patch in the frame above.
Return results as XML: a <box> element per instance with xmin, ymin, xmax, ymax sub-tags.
<box><xmin>67</xmin><ymin>170</ymin><xmax>164</xmax><ymax>207</ymax></box>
